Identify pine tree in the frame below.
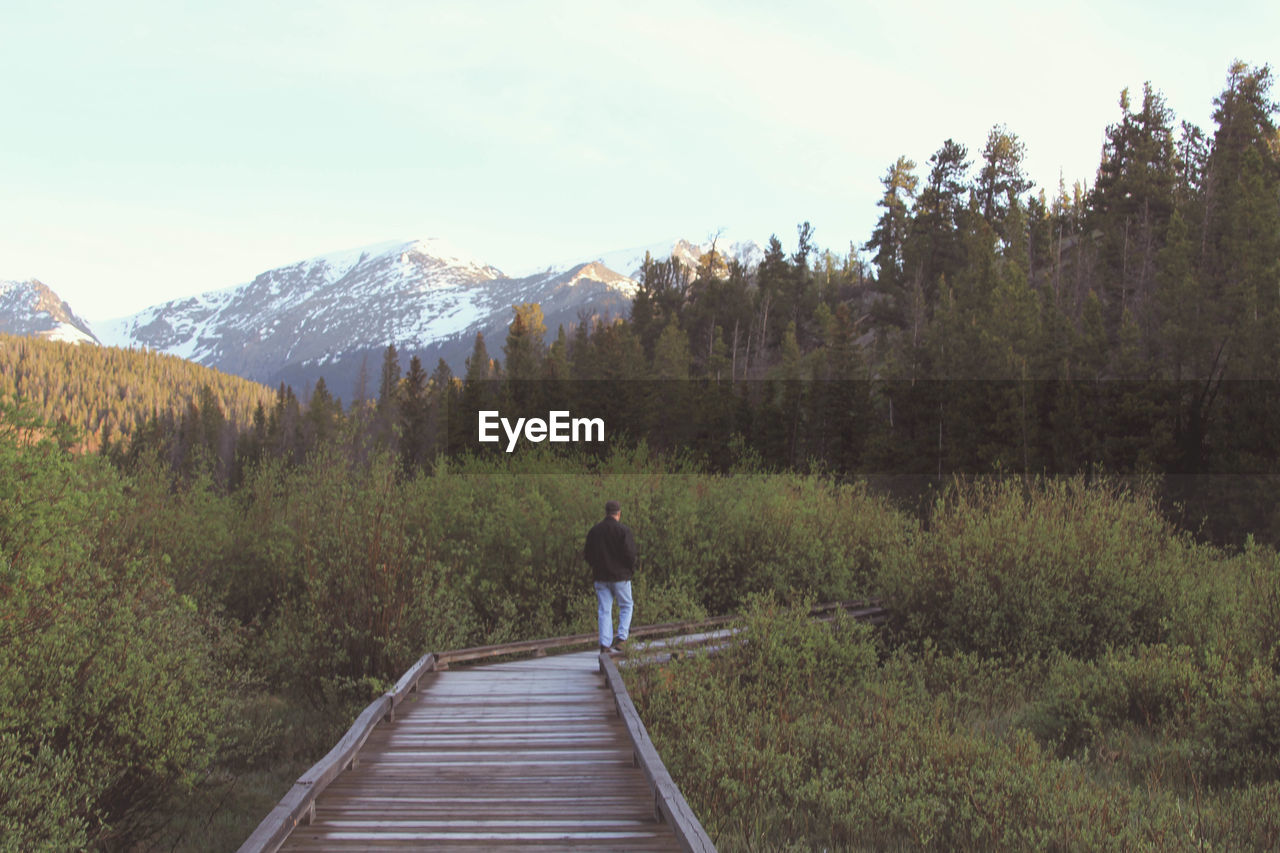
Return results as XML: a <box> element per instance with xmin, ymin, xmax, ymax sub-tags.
<box><xmin>465</xmin><ymin>332</ymin><xmax>494</xmax><ymax>383</ymax></box>
<box><xmin>904</xmin><ymin>139</ymin><xmax>971</xmax><ymax>324</ymax></box>
<box><xmin>305</xmin><ymin>376</ymin><xmax>340</xmax><ymax>450</ymax></box>
<box><xmin>1087</xmin><ymin>83</ymin><xmax>1178</xmax><ymax>333</ymax></box>
<box><xmin>647</xmin><ymin>320</ymin><xmax>694</xmax><ymax>449</ymax></box>
<box><xmin>503</xmin><ymin>303</ymin><xmax>547</xmax><ymax>381</ymax></box>
<box><xmin>866</xmin><ymin>156</ymin><xmax>918</xmax><ymax>322</ymax></box>
<box><xmin>652</xmin><ymin>321</ymin><xmax>692</xmax><ymax>380</ymax></box>
<box><xmin>1200</xmin><ymin>61</ymin><xmax>1280</xmax><ymax>378</ymax></box>
<box><xmin>976</xmin><ymin>124</ymin><xmax>1032</xmax><ymax>241</ymax></box>
<box><xmin>428</xmin><ymin>358</ymin><xmax>457</xmax><ymax>457</ymax></box>
<box><xmin>399</xmin><ymin>356</ymin><xmax>430</xmax><ymax>473</ymax></box>
<box><xmin>461</xmin><ymin>332</ymin><xmax>499</xmax><ymax>434</ymax></box>
<box><xmin>754</xmin><ymin>236</ymin><xmax>789</xmax><ymax>358</ymax></box>
<box><xmin>545</xmin><ymin>325</ymin><xmax>571</xmax><ymax>380</ymax></box>
<box><xmin>375</xmin><ymin>344</ymin><xmax>402</xmax><ymax>452</ymax></box>
<box><xmin>503</xmin><ymin>302</ymin><xmax>547</xmax><ymax>412</ymax></box>
<box><xmin>811</xmin><ymin>303</ymin><xmax>869</xmax><ymax>473</ymax></box>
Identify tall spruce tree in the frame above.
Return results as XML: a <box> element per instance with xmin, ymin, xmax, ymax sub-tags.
<box><xmin>866</xmin><ymin>156</ymin><xmax>918</xmax><ymax>324</ymax></box>
<box><xmin>375</xmin><ymin>344</ymin><xmax>402</xmax><ymax>452</ymax></box>
<box><xmin>1088</xmin><ymin>83</ymin><xmax>1178</xmax><ymax>334</ymax></box>
<box><xmin>399</xmin><ymin>355</ymin><xmax>430</xmax><ymax>473</ymax></box>
<box><xmin>976</xmin><ymin>124</ymin><xmax>1032</xmax><ymax>241</ymax></box>
<box><xmin>907</xmin><ymin>139</ymin><xmax>971</xmax><ymax>310</ymax></box>
<box><xmin>504</xmin><ymin>303</ymin><xmax>547</xmax><ymax>381</ymax></box>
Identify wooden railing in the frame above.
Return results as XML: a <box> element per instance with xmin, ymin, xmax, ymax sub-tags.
<box><xmin>237</xmin><ymin>598</ymin><xmax>886</xmax><ymax>853</ymax></box>
<box><xmin>599</xmin><ymin>650</ymin><xmax>716</xmax><ymax>851</ymax></box>
<box><xmin>236</xmin><ymin>651</ymin><xmax>439</xmax><ymax>853</ymax></box>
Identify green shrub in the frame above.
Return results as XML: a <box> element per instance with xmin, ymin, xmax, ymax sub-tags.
<box><xmin>1195</xmin><ymin>658</ymin><xmax>1280</xmax><ymax>785</ymax></box>
<box><xmin>1018</xmin><ymin>646</ymin><xmax>1199</xmax><ymax>757</ymax></box>
<box><xmin>878</xmin><ymin>476</ymin><xmax>1209</xmax><ymax>660</ymax></box>
<box><xmin>1020</xmin><ymin>644</ymin><xmax>1280</xmax><ymax>786</ymax></box>
<box><xmin>627</xmin><ymin>600</ymin><xmax>1221</xmax><ymax>850</ymax></box>
<box><xmin>244</xmin><ymin>447</ymin><xmax>477</xmax><ymax>708</ymax></box>
<box><xmin>0</xmin><ymin>402</ymin><xmax>239</xmax><ymax>848</ymax></box>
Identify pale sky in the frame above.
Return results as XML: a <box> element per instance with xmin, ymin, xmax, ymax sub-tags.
<box><xmin>1</xmin><ymin>0</ymin><xmax>1275</xmax><ymax>322</ymax></box>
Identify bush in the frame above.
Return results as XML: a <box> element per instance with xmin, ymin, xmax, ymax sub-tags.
<box><xmin>1020</xmin><ymin>644</ymin><xmax>1280</xmax><ymax>786</ymax></box>
<box><xmin>878</xmin><ymin>476</ymin><xmax>1211</xmax><ymax>660</ymax></box>
<box><xmin>0</xmin><ymin>402</ymin><xmax>238</xmax><ymax>848</ymax></box>
<box><xmin>627</xmin><ymin>600</ymin><xmax>1221</xmax><ymax>850</ymax></box>
<box><xmin>244</xmin><ymin>448</ymin><xmax>477</xmax><ymax>708</ymax></box>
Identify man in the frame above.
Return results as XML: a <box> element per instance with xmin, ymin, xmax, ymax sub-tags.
<box><xmin>583</xmin><ymin>499</ymin><xmax>637</xmax><ymax>654</ymax></box>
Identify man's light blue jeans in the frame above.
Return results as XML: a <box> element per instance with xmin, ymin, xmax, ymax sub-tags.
<box><xmin>594</xmin><ymin>580</ymin><xmax>633</xmax><ymax>649</ymax></box>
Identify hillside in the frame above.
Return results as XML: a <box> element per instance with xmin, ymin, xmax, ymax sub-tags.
<box><xmin>0</xmin><ymin>333</ymin><xmax>274</xmax><ymax>452</ymax></box>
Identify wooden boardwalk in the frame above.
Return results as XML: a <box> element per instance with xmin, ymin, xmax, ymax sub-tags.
<box><xmin>277</xmin><ymin>650</ymin><xmax>684</xmax><ymax>851</ymax></box>
<box><xmin>244</xmin><ymin>602</ymin><xmax>884</xmax><ymax>852</ymax></box>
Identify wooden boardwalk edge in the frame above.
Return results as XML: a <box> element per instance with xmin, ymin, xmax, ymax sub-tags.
<box><xmin>599</xmin><ymin>651</ymin><xmax>717</xmax><ymax>852</ymax></box>
<box><xmin>236</xmin><ymin>652</ymin><xmax>437</xmax><ymax>853</ymax></box>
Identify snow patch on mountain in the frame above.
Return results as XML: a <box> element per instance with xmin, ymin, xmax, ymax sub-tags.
<box><xmin>517</xmin><ymin>235</ymin><xmax>764</xmax><ymax>284</ymax></box>
<box><xmin>97</xmin><ymin>237</ymin><xmax>639</xmax><ymax>387</ymax></box>
<box><xmin>0</xmin><ymin>280</ymin><xmax>99</xmax><ymax>345</ymax></box>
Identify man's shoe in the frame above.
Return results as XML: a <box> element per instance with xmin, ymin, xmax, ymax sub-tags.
<box><xmin>599</xmin><ymin>645</ymin><xmax>612</xmax><ymax>653</ymax></box>
<box><xmin>611</xmin><ymin>637</ymin><xmax>626</xmax><ymax>651</ymax></box>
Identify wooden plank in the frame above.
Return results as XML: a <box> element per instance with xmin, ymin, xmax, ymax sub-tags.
<box><xmin>270</xmin><ymin>650</ymin><xmax>689</xmax><ymax>852</ymax></box>
<box><xmin>388</xmin><ymin>652</ymin><xmax>437</xmax><ymax>720</ymax></box>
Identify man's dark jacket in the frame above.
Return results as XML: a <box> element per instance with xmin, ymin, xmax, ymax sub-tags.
<box><xmin>584</xmin><ymin>516</ymin><xmax>637</xmax><ymax>582</ymax></box>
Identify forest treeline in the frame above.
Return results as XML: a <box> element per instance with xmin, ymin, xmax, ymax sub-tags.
<box><xmin>105</xmin><ymin>63</ymin><xmax>1280</xmax><ymax>545</ymax></box>
<box><xmin>0</xmin><ymin>333</ymin><xmax>273</xmax><ymax>453</ymax></box>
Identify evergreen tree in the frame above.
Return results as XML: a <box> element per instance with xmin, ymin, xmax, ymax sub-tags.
<box><xmin>503</xmin><ymin>303</ymin><xmax>547</xmax><ymax>381</ymax></box>
<box><xmin>1087</xmin><ymin>83</ymin><xmax>1178</xmax><ymax>333</ymax></box>
<box><xmin>428</xmin><ymin>358</ymin><xmax>457</xmax><ymax>457</ymax></box>
<box><xmin>461</xmin><ymin>332</ymin><xmax>499</xmax><ymax>433</ymax></box>
<box><xmin>976</xmin><ymin>124</ymin><xmax>1032</xmax><ymax>240</ymax></box>
<box><xmin>652</xmin><ymin>320</ymin><xmax>692</xmax><ymax>380</ymax></box>
<box><xmin>305</xmin><ymin>376</ymin><xmax>340</xmax><ymax>450</ymax></box>
<box><xmin>904</xmin><ymin>139</ymin><xmax>971</xmax><ymax>328</ymax></box>
<box><xmin>570</xmin><ymin>317</ymin><xmax>596</xmax><ymax>379</ymax></box>
<box><xmin>504</xmin><ymin>302</ymin><xmax>548</xmax><ymax>412</ymax></box>
<box><xmin>753</xmin><ymin>235</ymin><xmax>789</xmax><ymax>360</ymax></box>
<box><xmin>465</xmin><ymin>332</ymin><xmax>495</xmax><ymax>383</ymax></box>
<box><xmin>545</xmin><ymin>325</ymin><xmax>571</xmax><ymax>380</ymax></box>
<box><xmin>630</xmin><ymin>252</ymin><xmax>660</xmax><ymax>358</ymax></box>
<box><xmin>377</xmin><ymin>344</ymin><xmax>402</xmax><ymax>410</ymax></box>
<box><xmin>865</xmin><ymin>156</ymin><xmax>918</xmax><ymax>322</ymax></box>
<box><xmin>375</xmin><ymin>344</ymin><xmax>402</xmax><ymax>452</ymax></box>
<box><xmin>399</xmin><ymin>356</ymin><xmax>430</xmax><ymax>473</ymax></box>
<box><xmin>1200</xmin><ymin>61</ymin><xmax>1280</xmax><ymax>378</ymax></box>
<box><xmin>811</xmin><ymin>303</ymin><xmax>869</xmax><ymax>472</ymax></box>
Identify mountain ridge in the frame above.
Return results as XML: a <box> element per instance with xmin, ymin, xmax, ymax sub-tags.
<box><xmin>7</xmin><ymin>234</ymin><xmax>762</xmax><ymax>401</ymax></box>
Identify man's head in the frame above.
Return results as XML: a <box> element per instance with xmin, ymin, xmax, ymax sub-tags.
<box><xmin>604</xmin><ymin>500</ymin><xmax>621</xmax><ymax>518</ymax></box>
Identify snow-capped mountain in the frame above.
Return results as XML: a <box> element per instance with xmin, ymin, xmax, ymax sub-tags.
<box><xmin>0</xmin><ymin>280</ymin><xmax>99</xmax><ymax>345</ymax></box>
<box><xmin>10</xmin><ymin>234</ymin><xmax>762</xmax><ymax>402</ymax></box>
<box><xmin>98</xmin><ymin>237</ymin><xmax>647</xmax><ymax>400</ymax></box>
<box><xmin>521</xmin><ymin>236</ymin><xmax>764</xmax><ymax>281</ymax></box>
